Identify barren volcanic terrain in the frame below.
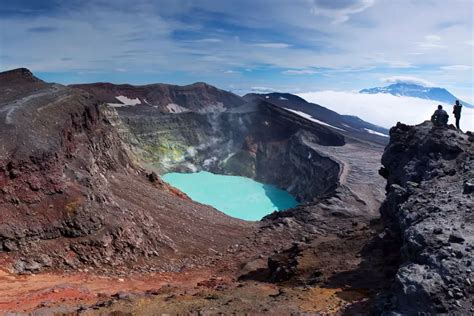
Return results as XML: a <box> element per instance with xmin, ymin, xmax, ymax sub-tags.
<box><xmin>0</xmin><ymin>68</ymin><xmax>472</xmax><ymax>315</ymax></box>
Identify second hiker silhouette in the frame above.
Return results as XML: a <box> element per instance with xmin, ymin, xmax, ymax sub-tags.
<box><xmin>453</xmin><ymin>100</ymin><xmax>462</xmax><ymax>130</ymax></box>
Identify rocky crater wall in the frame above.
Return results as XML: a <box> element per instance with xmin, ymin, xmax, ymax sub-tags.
<box><xmin>0</xmin><ymin>78</ymin><xmax>253</xmax><ymax>274</ymax></box>
<box><xmin>110</xmin><ymin>100</ymin><xmax>344</xmax><ymax>202</ymax></box>
<box><xmin>0</xmin><ymin>85</ymin><xmax>143</xmax><ymax>269</ymax></box>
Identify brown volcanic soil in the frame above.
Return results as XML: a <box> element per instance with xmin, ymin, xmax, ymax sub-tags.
<box><xmin>0</xmin><ymin>215</ymin><xmax>390</xmax><ymax>315</ymax></box>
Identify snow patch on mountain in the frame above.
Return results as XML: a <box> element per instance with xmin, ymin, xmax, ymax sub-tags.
<box><xmin>108</xmin><ymin>95</ymin><xmax>142</xmax><ymax>107</ymax></box>
<box><xmin>167</xmin><ymin>103</ymin><xmax>189</xmax><ymax>113</ymax></box>
<box><xmin>284</xmin><ymin>108</ymin><xmax>345</xmax><ymax>131</ymax></box>
<box><xmin>364</xmin><ymin>128</ymin><xmax>389</xmax><ymax>137</ymax></box>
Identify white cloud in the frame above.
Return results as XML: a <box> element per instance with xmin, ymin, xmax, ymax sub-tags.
<box><xmin>250</xmin><ymin>86</ymin><xmax>276</xmax><ymax>93</ymax></box>
<box><xmin>192</xmin><ymin>38</ymin><xmax>223</xmax><ymax>43</ymax></box>
<box><xmin>282</xmin><ymin>69</ymin><xmax>317</xmax><ymax>75</ymax></box>
<box><xmin>417</xmin><ymin>34</ymin><xmax>447</xmax><ymax>50</ymax></box>
<box><xmin>381</xmin><ymin>76</ymin><xmax>435</xmax><ymax>87</ymax></box>
<box><xmin>224</xmin><ymin>69</ymin><xmax>240</xmax><ymax>74</ymax></box>
<box><xmin>298</xmin><ymin>90</ymin><xmax>474</xmax><ymax>131</ymax></box>
<box><xmin>386</xmin><ymin>61</ymin><xmax>413</xmax><ymax>68</ymax></box>
<box><xmin>310</xmin><ymin>0</ymin><xmax>375</xmax><ymax>24</ymax></box>
<box><xmin>254</xmin><ymin>43</ymin><xmax>291</xmax><ymax>48</ymax></box>
<box><xmin>440</xmin><ymin>65</ymin><xmax>472</xmax><ymax>71</ymax></box>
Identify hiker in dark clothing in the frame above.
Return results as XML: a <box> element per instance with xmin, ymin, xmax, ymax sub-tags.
<box><xmin>453</xmin><ymin>100</ymin><xmax>462</xmax><ymax>129</ymax></box>
<box><xmin>431</xmin><ymin>105</ymin><xmax>449</xmax><ymax>127</ymax></box>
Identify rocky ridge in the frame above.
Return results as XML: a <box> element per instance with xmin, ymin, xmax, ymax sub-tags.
<box><xmin>378</xmin><ymin>122</ymin><xmax>473</xmax><ymax>314</ymax></box>
<box><xmin>72</xmin><ymin>81</ymin><xmax>244</xmax><ymax>113</ymax></box>
<box><xmin>244</xmin><ymin>92</ymin><xmax>390</xmax><ymax>145</ymax></box>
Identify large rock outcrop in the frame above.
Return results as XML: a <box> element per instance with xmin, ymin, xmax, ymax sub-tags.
<box><xmin>377</xmin><ymin>122</ymin><xmax>473</xmax><ymax>314</ymax></box>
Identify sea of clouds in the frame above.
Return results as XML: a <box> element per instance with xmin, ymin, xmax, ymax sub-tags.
<box><xmin>298</xmin><ymin>91</ymin><xmax>474</xmax><ymax>131</ymax></box>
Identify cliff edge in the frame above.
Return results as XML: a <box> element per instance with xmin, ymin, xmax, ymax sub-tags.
<box><xmin>378</xmin><ymin>121</ymin><xmax>473</xmax><ymax>314</ymax></box>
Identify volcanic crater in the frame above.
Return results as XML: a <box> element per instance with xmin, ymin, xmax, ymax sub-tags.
<box><xmin>1</xmin><ymin>68</ymin><xmax>471</xmax><ymax>315</ymax></box>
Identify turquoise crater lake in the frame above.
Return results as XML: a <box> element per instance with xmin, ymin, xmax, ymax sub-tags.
<box><xmin>162</xmin><ymin>171</ymin><xmax>299</xmax><ymax>221</ymax></box>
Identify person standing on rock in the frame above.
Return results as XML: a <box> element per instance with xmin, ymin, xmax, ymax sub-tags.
<box><xmin>452</xmin><ymin>100</ymin><xmax>462</xmax><ymax>130</ymax></box>
<box><xmin>431</xmin><ymin>105</ymin><xmax>449</xmax><ymax>127</ymax></box>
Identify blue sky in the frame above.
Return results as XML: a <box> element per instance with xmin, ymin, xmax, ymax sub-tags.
<box><xmin>0</xmin><ymin>0</ymin><xmax>473</xmax><ymax>101</ymax></box>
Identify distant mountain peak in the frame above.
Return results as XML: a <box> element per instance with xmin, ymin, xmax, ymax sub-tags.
<box><xmin>360</xmin><ymin>82</ymin><xmax>473</xmax><ymax>108</ymax></box>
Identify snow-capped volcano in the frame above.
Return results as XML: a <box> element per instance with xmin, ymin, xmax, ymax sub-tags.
<box><xmin>360</xmin><ymin>83</ymin><xmax>473</xmax><ymax>108</ymax></box>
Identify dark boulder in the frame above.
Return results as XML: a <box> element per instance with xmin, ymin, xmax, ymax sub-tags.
<box><xmin>148</xmin><ymin>172</ymin><xmax>159</xmax><ymax>183</ymax></box>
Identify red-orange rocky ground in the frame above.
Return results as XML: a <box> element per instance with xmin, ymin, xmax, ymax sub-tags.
<box><xmin>0</xmin><ymin>215</ymin><xmax>394</xmax><ymax>315</ymax></box>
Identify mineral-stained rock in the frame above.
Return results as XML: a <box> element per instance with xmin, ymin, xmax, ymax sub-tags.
<box><xmin>104</xmin><ymin>97</ymin><xmax>344</xmax><ymax>202</ymax></box>
<box><xmin>13</xmin><ymin>259</ymin><xmax>42</xmax><ymax>274</ymax></box>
